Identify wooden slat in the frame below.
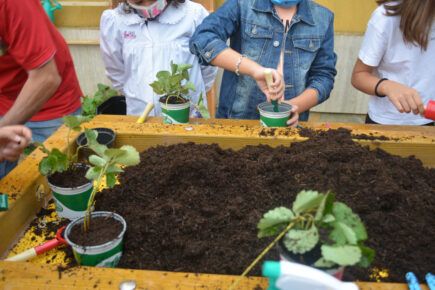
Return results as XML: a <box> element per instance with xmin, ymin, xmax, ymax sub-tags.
<box><xmin>0</xmin><ymin>261</ymin><xmax>429</xmax><ymax>290</ymax></box>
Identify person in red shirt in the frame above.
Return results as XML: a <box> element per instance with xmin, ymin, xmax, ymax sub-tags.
<box><xmin>0</xmin><ymin>0</ymin><xmax>82</xmax><ymax>178</ymax></box>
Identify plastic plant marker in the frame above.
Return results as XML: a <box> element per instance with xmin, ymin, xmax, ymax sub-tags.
<box><xmin>264</xmin><ymin>69</ymin><xmax>279</xmax><ymax>112</ymax></box>
<box><xmin>426</xmin><ymin>273</ymin><xmax>435</xmax><ymax>290</ymax></box>
<box><xmin>406</xmin><ymin>272</ymin><xmax>422</xmax><ymax>290</ymax></box>
<box><xmin>0</xmin><ymin>194</ymin><xmax>8</xmax><ymax>211</ymax></box>
<box><xmin>136</xmin><ymin>103</ymin><xmax>155</xmax><ymax>124</ymax></box>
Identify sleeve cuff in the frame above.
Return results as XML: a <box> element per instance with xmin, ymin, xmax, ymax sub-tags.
<box><xmin>23</xmin><ymin>49</ymin><xmax>57</xmax><ymax>71</ymax></box>
<box><xmin>308</xmin><ymin>83</ymin><xmax>326</xmax><ymax>104</ymax></box>
<box><xmin>358</xmin><ymin>50</ymin><xmax>380</xmax><ymax>67</ymax></box>
<box><xmin>195</xmin><ymin>39</ymin><xmax>228</xmax><ymax>64</ymax></box>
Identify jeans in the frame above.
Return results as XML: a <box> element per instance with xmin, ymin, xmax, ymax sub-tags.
<box><xmin>0</xmin><ymin>109</ymin><xmax>81</xmax><ymax>179</ymax></box>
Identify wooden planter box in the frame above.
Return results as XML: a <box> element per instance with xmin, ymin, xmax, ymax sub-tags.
<box><xmin>1</xmin><ymin>115</ymin><xmax>433</xmax><ymax>289</ymax></box>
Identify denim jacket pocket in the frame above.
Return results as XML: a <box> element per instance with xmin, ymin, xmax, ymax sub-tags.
<box><xmin>292</xmin><ymin>38</ymin><xmax>321</xmax><ymax>69</ymax></box>
<box><xmin>242</xmin><ymin>22</ymin><xmax>273</xmax><ymax>61</ymax></box>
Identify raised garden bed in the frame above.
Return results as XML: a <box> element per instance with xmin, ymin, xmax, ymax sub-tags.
<box><xmin>1</xmin><ymin>116</ymin><xmax>434</xmax><ymax>289</ymax></box>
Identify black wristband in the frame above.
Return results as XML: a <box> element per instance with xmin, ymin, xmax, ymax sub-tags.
<box><xmin>375</xmin><ymin>78</ymin><xmax>388</xmax><ymax>98</ymax></box>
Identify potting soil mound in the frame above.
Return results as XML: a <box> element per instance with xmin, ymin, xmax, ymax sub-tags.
<box><xmin>95</xmin><ymin>128</ymin><xmax>435</xmax><ymax>282</ymax></box>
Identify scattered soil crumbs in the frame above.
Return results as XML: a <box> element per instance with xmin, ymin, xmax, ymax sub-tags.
<box><xmin>90</xmin><ymin>128</ymin><xmax>435</xmax><ymax>283</ymax></box>
<box><xmin>299</xmin><ymin>127</ymin><xmax>390</xmax><ymax>141</ymax></box>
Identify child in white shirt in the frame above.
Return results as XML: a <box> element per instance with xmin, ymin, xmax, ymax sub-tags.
<box><xmin>351</xmin><ymin>0</ymin><xmax>435</xmax><ymax>125</ymax></box>
<box><xmin>100</xmin><ymin>0</ymin><xmax>217</xmax><ymax>116</ymax></box>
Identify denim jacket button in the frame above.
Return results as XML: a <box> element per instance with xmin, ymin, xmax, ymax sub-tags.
<box><xmin>273</xmin><ymin>41</ymin><xmax>280</xmax><ymax>47</ymax></box>
<box><xmin>252</xmin><ymin>28</ymin><xmax>257</xmax><ymax>35</ymax></box>
<box><xmin>205</xmin><ymin>51</ymin><xmax>212</xmax><ymax>58</ymax></box>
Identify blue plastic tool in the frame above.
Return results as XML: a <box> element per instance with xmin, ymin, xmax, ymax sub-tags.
<box><xmin>426</xmin><ymin>273</ymin><xmax>435</xmax><ymax>290</ymax></box>
<box><xmin>406</xmin><ymin>272</ymin><xmax>422</xmax><ymax>290</ymax></box>
<box><xmin>41</xmin><ymin>0</ymin><xmax>62</xmax><ymax>23</ymax></box>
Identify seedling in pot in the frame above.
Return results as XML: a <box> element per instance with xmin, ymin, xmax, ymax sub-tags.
<box><xmin>150</xmin><ymin>62</ymin><xmax>196</xmax><ymax>124</ymax></box>
<box><xmin>81</xmin><ymin>84</ymin><xmax>118</xmax><ymax>118</ymax></box>
<box><xmin>83</xmin><ymin>129</ymin><xmax>140</xmax><ymax>231</ymax></box>
<box><xmin>229</xmin><ymin>190</ymin><xmax>374</xmax><ymax>290</ymax></box>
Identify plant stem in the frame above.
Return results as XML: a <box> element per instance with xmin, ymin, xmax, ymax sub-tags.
<box><xmin>228</xmin><ymin>220</ymin><xmax>298</xmax><ymax>290</ymax></box>
<box><xmin>66</xmin><ymin>128</ymin><xmax>72</xmax><ymax>165</ymax></box>
<box><xmin>83</xmin><ymin>162</ymin><xmax>109</xmax><ymax>232</ymax></box>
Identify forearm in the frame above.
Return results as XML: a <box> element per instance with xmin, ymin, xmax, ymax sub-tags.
<box><xmin>287</xmin><ymin>89</ymin><xmax>318</xmax><ymax>113</ymax></box>
<box><xmin>211</xmin><ymin>48</ymin><xmax>262</xmax><ymax>78</ymax></box>
<box><xmin>351</xmin><ymin>70</ymin><xmax>382</xmax><ymax>96</ymax></box>
<box><xmin>0</xmin><ymin>60</ymin><xmax>61</xmax><ymax>127</ymax></box>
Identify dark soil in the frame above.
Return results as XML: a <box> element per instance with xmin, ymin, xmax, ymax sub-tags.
<box><xmin>299</xmin><ymin>127</ymin><xmax>390</xmax><ymax>141</ymax></box>
<box><xmin>159</xmin><ymin>95</ymin><xmax>188</xmax><ymax>105</ymax></box>
<box><xmin>48</xmin><ymin>164</ymin><xmax>90</xmax><ymax>188</ymax></box>
<box><xmin>89</xmin><ymin>129</ymin><xmax>433</xmax><ymax>282</ymax></box>
<box><xmin>68</xmin><ymin>216</ymin><xmax>123</xmax><ymax>247</ymax></box>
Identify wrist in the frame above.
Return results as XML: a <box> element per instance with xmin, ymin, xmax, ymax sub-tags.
<box><xmin>375</xmin><ymin>78</ymin><xmax>389</xmax><ymax>97</ymax></box>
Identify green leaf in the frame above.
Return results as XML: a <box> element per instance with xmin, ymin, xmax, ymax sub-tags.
<box><xmin>333</xmin><ymin>202</ymin><xmax>367</xmax><ymax>241</ymax></box>
<box><xmin>292</xmin><ymin>190</ymin><xmax>323</xmax><ymax>215</ymax></box>
<box><xmin>39</xmin><ymin>157</ymin><xmax>55</xmax><ymax>176</ymax></box>
<box><xmin>171</xmin><ymin>62</ymin><xmax>178</xmax><ymax>75</ymax></box>
<box><xmin>314</xmin><ymin>258</ymin><xmax>336</xmax><ymax>269</ymax></box>
<box><xmin>113</xmin><ymin>145</ymin><xmax>140</xmax><ymax>166</ymax></box>
<box><xmin>39</xmin><ymin>148</ymin><xmax>69</xmax><ymax>176</ymax></box>
<box><xmin>86</xmin><ymin>166</ymin><xmax>102</xmax><ymax>180</ymax></box>
<box><xmin>257</xmin><ymin>207</ymin><xmax>295</xmax><ymax>238</ymax></box>
<box><xmin>185</xmin><ymin>81</ymin><xmax>196</xmax><ymax>92</ymax></box>
<box><xmin>85</xmin><ymin>129</ymin><xmax>107</xmax><ymax>157</ymax></box>
<box><xmin>330</xmin><ymin>222</ymin><xmax>358</xmax><ymax>245</ymax></box>
<box><xmin>321</xmin><ymin>245</ymin><xmax>362</xmax><ymax>266</ymax></box>
<box><xmin>81</xmin><ymin>96</ymin><xmax>97</xmax><ymax>117</ymax></box>
<box><xmin>157</xmin><ymin>71</ymin><xmax>171</xmax><ymax>80</ymax></box>
<box><xmin>283</xmin><ymin>226</ymin><xmax>319</xmax><ymax>254</ymax></box>
<box><xmin>106</xmin><ymin>164</ymin><xmax>124</xmax><ymax>174</ymax></box>
<box><xmin>89</xmin><ymin>155</ymin><xmax>107</xmax><ymax>167</ymax></box>
<box><xmin>106</xmin><ymin>172</ymin><xmax>117</xmax><ymax>188</ymax></box>
<box><xmin>177</xmin><ymin>64</ymin><xmax>192</xmax><ymax>72</ymax></box>
<box><xmin>315</xmin><ymin>192</ymin><xmax>334</xmax><ymax>221</ymax></box>
<box><xmin>357</xmin><ymin>245</ymin><xmax>376</xmax><ymax>268</ymax></box>
<box><xmin>322</xmin><ymin>214</ymin><xmax>335</xmax><ymax>224</ymax></box>
<box><xmin>63</xmin><ymin>115</ymin><xmax>90</xmax><ymax>130</ymax></box>
<box><xmin>104</xmin><ymin>148</ymin><xmax>125</xmax><ymax>159</ymax></box>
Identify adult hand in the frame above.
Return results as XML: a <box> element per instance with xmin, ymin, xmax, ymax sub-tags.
<box><xmin>252</xmin><ymin>68</ymin><xmax>284</xmax><ymax>102</ymax></box>
<box><xmin>0</xmin><ymin>126</ymin><xmax>32</xmax><ymax>162</ymax></box>
<box><xmin>380</xmin><ymin>80</ymin><xmax>425</xmax><ymax>115</ymax></box>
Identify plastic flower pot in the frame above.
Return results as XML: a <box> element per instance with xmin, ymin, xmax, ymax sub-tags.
<box><xmin>277</xmin><ymin>240</ymin><xmax>345</xmax><ymax>280</ymax></box>
<box><xmin>424</xmin><ymin>100</ymin><xmax>435</xmax><ymax>121</ymax></box>
<box><xmin>64</xmin><ymin>211</ymin><xmax>127</xmax><ymax>267</ymax></box>
<box><xmin>258</xmin><ymin>102</ymin><xmax>292</xmax><ymax>127</ymax></box>
<box><xmin>47</xmin><ymin>165</ymin><xmax>93</xmax><ymax>220</ymax></box>
<box><xmin>76</xmin><ymin>128</ymin><xmax>116</xmax><ymax>161</ymax></box>
<box><xmin>97</xmin><ymin>96</ymin><xmax>126</xmax><ymax>115</ymax></box>
<box><xmin>160</xmin><ymin>101</ymin><xmax>190</xmax><ymax>124</ymax></box>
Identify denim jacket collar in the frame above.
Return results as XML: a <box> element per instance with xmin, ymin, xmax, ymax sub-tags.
<box><xmin>251</xmin><ymin>0</ymin><xmax>315</xmax><ymax>26</ymax></box>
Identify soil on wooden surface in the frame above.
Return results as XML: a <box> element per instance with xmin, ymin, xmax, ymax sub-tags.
<box><xmin>48</xmin><ymin>164</ymin><xmax>89</xmax><ymax>188</ymax></box>
<box><xmin>88</xmin><ymin>129</ymin><xmax>433</xmax><ymax>282</ymax></box>
<box><xmin>68</xmin><ymin>216</ymin><xmax>123</xmax><ymax>247</ymax></box>
<box><xmin>159</xmin><ymin>95</ymin><xmax>188</xmax><ymax>105</ymax></box>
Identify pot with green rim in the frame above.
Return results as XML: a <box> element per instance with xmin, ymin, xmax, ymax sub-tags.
<box><xmin>160</xmin><ymin>100</ymin><xmax>190</xmax><ymax>124</ymax></box>
<box><xmin>258</xmin><ymin>102</ymin><xmax>292</xmax><ymax>128</ymax></box>
<box><xmin>64</xmin><ymin>211</ymin><xmax>127</xmax><ymax>267</ymax></box>
<box><xmin>47</xmin><ymin>164</ymin><xmax>93</xmax><ymax>220</ymax></box>
<box><xmin>278</xmin><ymin>240</ymin><xmax>345</xmax><ymax>280</ymax></box>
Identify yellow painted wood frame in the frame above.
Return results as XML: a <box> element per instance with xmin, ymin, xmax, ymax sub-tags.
<box><xmin>0</xmin><ymin>116</ymin><xmax>434</xmax><ymax>289</ymax></box>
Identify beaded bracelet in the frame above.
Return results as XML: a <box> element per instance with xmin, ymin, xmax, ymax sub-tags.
<box><xmin>235</xmin><ymin>54</ymin><xmax>246</xmax><ymax>76</ymax></box>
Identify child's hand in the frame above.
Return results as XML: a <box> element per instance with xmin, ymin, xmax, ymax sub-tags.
<box><xmin>380</xmin><ymin>80</ymin><xmax>425</xmax><ymax>115</ymax></box>
<box><xmin>253</xmin><ymin>68</ymin><xmax>284</xmax><ymax>102</ymax></box>
<box><xmin>283</xmin><ymin>103</ymin><xmax>299</xmax><ymax>127</ymax></box>
<box><xmin>0</xmin><ymin>125</ymin><xmax>32</xmax><ymax>162</ymax></box>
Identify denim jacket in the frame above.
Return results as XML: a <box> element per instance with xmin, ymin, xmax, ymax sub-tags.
<box><xmin>190</xmin><ymin>0</ymin><xmax>337</xmax><ymax>120</ymax></box>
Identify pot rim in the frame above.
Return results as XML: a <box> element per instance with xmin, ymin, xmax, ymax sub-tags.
<box><xmin>47</xmin><ymin>163</ymin><xmax>92</xmax><ymax>190</ymax></box>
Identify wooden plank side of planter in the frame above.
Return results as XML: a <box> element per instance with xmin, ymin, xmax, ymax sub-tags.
<box><xmin>0</xmin><ymin>261</ymin><xmax>429</xmax><ymax>290</ymax></box>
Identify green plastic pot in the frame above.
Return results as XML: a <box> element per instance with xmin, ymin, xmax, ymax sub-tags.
<box><xmin>258</xmin><ymin>102</ymin><xmax>293</xmax><ymax>127</ymax></box>
<box><xmin>160</xmin><ymin>101</ymin><xmax>190</xmax><ymax>124</ymax></box>
<box><xmin>64</xmin><ymin>211</ymin><xmax>127</xmax><ymax>267</ymax></box>
<box><xmin>47</xmin><ymin>164</ymin><xmax>93</xmax><ymax>220</ymax></box>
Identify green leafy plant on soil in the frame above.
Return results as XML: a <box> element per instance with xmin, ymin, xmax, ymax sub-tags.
<box><xmin>38</xmin><ymin>115</ymin><xmax>91</xmax><ymax>176</ymax></box>
<box><xmin>83</xmin><ymin>129</ymin><xmax>140</xmax><ymax>231</ymax></box>
<box><xmin>230</xmin><ymin>190</ymin><xmax>374</xmax><ymax>290</ymax></box>
<box><xmin>81</xmin><ymin>83</ymin><xmax>118</xmax><ymax>117</ymax></box>
<box><xmin>150</xmin><ymin>62</ymin><xmax>196</xmax><ymax>104</ymax></box>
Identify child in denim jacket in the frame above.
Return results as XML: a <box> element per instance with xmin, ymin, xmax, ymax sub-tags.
<box><xmin>190</xmin><ymin>0</ymin><xmax>337</xmax><ymax>126</ymax></box>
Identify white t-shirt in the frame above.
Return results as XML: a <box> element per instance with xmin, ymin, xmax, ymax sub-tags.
<box><xmin>359</xmin><ymin>5</ymin><xmax>435</xmax><ymax>125</ymax></box>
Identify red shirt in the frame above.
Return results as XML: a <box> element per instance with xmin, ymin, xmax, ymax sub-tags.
<box><xmin>0</xmin><ymin>0</ymin><xmax>82</xmax><ymax>121</ymax></box>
